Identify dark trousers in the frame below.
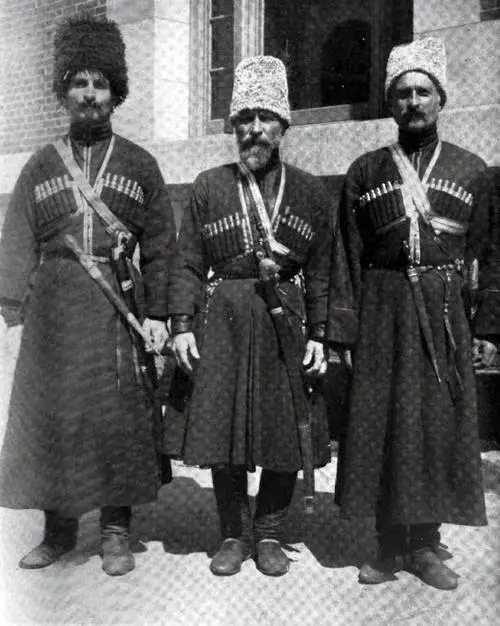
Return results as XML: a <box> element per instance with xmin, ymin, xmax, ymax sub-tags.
<box><xmin>44</xmin><ymin>506</ymin><xmax>131</xmax><ymax>539</ymax></box>
<box><xmin>43</xmin><ymin>510</ymin><xmax>78</xmax><ymax>548</ymax></box>
<box><xmin>376</xmin><ymin>521</ymin><xmax>441</xmax><ymax>556</ymax></box>
<box><xmin>100</xmin><ymin>506</ymin><xmax>132</xmax><ymax>534</ymax></box>
<box><xmin>211</xmin><ymin>466</ymin><xmax>297</xmax><ymax>544</ymax></box>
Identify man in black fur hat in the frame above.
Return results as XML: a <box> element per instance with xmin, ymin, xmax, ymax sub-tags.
<box><xmin>0</xmin><ymin>16</ymin><xmax>176</xmax><ymax>576</ymax></box>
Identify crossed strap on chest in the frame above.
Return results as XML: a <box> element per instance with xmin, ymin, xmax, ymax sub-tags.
<box><xmin>237</xmin><ymin>160</ymin><xmax>289</xmax><ymax>258</ymax></box>
<box><xmin>52</xmin><ymin>138</ymin><xmax>159</xmax><ymax>390</ymax></box>
<box><xmin>52</xmin><ymin>138</ymin><xmax>134</xmax><ymax>250</ymax></box>
<box><xmin>389</xmin><ymin>141</ymin><xmax>441</xmax><ymax>265</ymax></box>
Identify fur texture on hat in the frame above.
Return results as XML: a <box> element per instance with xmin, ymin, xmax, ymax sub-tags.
<box><xmin>53</xmin><ymin>16</ymin><xmax>129</xmax><ymax>107</ymax></box>
<box><xmin>385</xmin><ymin>37</ymin><xmax>447</xmax><ymax>105</ymax></box>
<box><xmin>229</xmin><ymin>56</ymin><xmax>291</xmax><ymax>125</ymax></box>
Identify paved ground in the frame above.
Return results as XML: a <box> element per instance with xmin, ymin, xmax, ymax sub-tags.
<box><xmin>0</xmin><ymin>328</ymin><xmax>499</xmax><ymax>626</ymax></box>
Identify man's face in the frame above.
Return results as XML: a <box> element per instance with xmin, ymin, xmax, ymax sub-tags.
<box><xmin>233</xmin><ymin>109</ymin><xmax>284</xmax><ymax>171</ymax></box>
<box><xmin>63</xmin><ymin>70</ymin><xmax>113</xmax><ymax>124</ymax></box>
<box><xmin>389</xmin><ymin>71</ymin><xmax>442</xmax><ymax>133</ymax></box>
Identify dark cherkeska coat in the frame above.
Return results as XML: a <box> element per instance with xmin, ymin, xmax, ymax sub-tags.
<box><xmin>334</xmin><ymin>137</ymin><xmax>500</xmax><ymax>528</ymax></box>
<box><xmin>164</xmin><ymin>161</ymin><xmax>354</xmax><ymax>472</ymax></box>
<box><xmin>0</xmin><ymin>124</ymin><xmax>176</xmax><ymax>517</ymax></box>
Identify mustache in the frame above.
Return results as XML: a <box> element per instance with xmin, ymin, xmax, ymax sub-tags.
<box><xmin>79</xmin><ymin>102</ymin><xmax>103</xmax><ymax>110</ymax></box>
<box><xmin>404</xmin><ymin>111</ymin><xmax>426</xmax><ymax>120</ymax></box>
<box><xmin>239</xmin><ymin>136</ymin><xmax>272</xmax><ymax>150</ymax></box>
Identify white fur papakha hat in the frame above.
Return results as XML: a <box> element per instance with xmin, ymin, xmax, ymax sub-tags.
<box><xmin>229</xmin><ymin>55</ymin><xmax>291</xmax><ymax>125</ymax></box>
<box><xmin>385</xmin><ymin>37</ymin><xmax>447</xmax><ymax>105</ymax></box>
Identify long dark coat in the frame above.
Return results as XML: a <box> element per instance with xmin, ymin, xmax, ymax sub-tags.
<box><xmin>334</xmin><ymin>139</ymin><xmax>500</xmax><ymax>527</ymax></box>
<box><xmin>164</xmin><ymin>162</ymin><xmax>354</xmax><ymax>472</ymax></box>
<box><xmin>0</xmin><ymin>126</ymin><xmax>176</xmax><ymax>517</ymax></box>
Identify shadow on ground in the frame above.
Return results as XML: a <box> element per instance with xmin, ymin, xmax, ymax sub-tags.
<box><xmin>128</xmin><ymin>475</ymin><xmax>376</xmax><ymax>570</ymax></box>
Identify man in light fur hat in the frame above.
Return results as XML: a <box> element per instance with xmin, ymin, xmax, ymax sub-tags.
<box><xmin>333</xmin><ymin>37</ymin><xmax>500</xmax><ymax>590</ymax></box>
<box><xmin>0</xmin><ymin>16</ymin><xmax>176</xmax><ymax>576</ymax></box>
<box><xmin>165</xmin><ymin>56</ymin><xmax>353</xmax><ymax>576</ymax></box>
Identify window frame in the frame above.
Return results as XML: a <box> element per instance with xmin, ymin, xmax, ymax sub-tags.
<box><xmin>190</xmin><ymin>0</ymin><xmax>408</xmax><ymax>136</ymax></box>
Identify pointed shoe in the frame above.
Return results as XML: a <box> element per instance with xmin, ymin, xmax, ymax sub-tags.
<box><xmin>407</xmin><ymin>548</ymin><xmax>458</xmax><ymax>590</ymax></box>
<box><xmin>255</xmin><ymin>540</ymin><xmax>289</xmax><ymax>577</ymax></box>
<box><xmin>19</xmin><ymin>540</ymin><xmax>75</xmax><ymax>570</ymax></box>
<box><xmin>210</xmin><ymin>538</ymin><xmax>252</xmax><ymax>576</ymax></box>
<box><xmin>358</xmin><ymin>552</ymin><xmax>405</xmax><ymax>585</ymax></box>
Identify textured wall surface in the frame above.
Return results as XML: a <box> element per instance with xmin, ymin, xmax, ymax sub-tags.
<box><xmin>0</xmin><ymin>0</ymin><xmax>106</xmax><ymax>154</ymax></box>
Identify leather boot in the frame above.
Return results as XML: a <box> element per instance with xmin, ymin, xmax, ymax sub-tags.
<box><xmin>101</xmin><ymin>506</ymin><xmax>134</xmax><ymax>576</ymax></box>
<box><xmin>101</xmin><ymin>524</ymin><xmax>135</xmax><ymax>576</ymax></box>
<box><xmin>19</xmin><ymin>511</ymin><xmax>78</xmax><ymax>570</ymax></box>
<box><xmin>253</xmin><ymin>469</ymin><xmax>295</xmax><ymax>577</ymax></box>
<box><xmin>255</xmin><ymin>539</ymin><xmax>289</xmax><ymax>576</ymax></box>
<box><xmin>407</xmin><ymin>547</ymin><xmax>458</xmax><ymax>590</ymax></box>
<box><xmin>211</xmin><ymin>466</ymin><xmax>253</xmax><ymax>576</ymax></box>
<box><xmin>210</xmin><ymin>538</ymin><xmax>252</xmax><ymax>576</ymax></box>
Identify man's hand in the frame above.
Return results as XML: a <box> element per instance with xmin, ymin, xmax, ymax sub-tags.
<box><xmin>142</xmin><ymin>318</ymin><xmax>169</xmax><ymax>354</ymax></box>
<box><xmin>472</xmin><ymin>338</ymin><xmax>497</xmax><ymax>368</ymax></box>
<box><xmin>170</xmin><ymin>331</ymin><xmax>200</xmax><ymax>375</ymax></box>
<box><xmin>302</xmin><ymin>340</ymin><xmax>327</xmax><ymax>377</ymax></box>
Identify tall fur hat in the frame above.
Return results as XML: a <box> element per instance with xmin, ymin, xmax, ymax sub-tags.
<box><xmin>385</xmin><ymin>37</ymin><xmax>447</xmax><ymax>106</ymax></box>
<box><xmin>53</xmin><ymin>16</ymin><xmax>129</xmax><ymax>107</ymax></box>
<box><xmin>229</xmin><ymin>55</ymin><xmax>291</xmax><ymax>125</ymax></box>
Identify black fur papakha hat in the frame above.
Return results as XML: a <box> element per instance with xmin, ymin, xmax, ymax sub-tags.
<box><xmin>53</xmin><ymin>16</ymin><xmax>129</xmax><ymax>107</ymax></box>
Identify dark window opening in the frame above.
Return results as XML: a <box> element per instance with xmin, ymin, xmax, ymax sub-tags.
<box><xmin>480</xmin><ymin>0</ymin><xmax>500</xmax><ymax>21</ymax></box>
<box><xmin>321</xmin><ymin>20</ymin><xmax>371</xmax><ymax>106</ymax></box>
<box><xmin>210</xmin><ymin>0</ymin><xmax>234</xmax><ymax>120</ymax></box>
<box><xmin>263</xmin><ymin>0</ymin><xmax>412</xmax><ymax>121</ymax></box>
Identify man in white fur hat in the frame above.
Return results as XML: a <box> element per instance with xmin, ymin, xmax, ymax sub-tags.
<box><xmin>334</xmin><ymin>37</ymin><xmax>500</xmax><ymax>590</ymax></box>
<box><xmin>165</xmin><ymin>56</ymin><xmax>353</xmax><ymax>576</ymax></box>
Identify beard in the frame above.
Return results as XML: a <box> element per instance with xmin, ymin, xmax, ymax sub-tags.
<box><xmin>79</xmin><ymin>105</ymin><xmax>111</xmax><ymax>123</ymax></box>
<box><xmin>239</xmin><ymin>141</ymin><xmax>274</xmax><ymax>171</ymax></box>
<box><xmin>237</xmin><ymin>127</ymin><xmax>283</xmax><ymax>171</ymax></box>
<box><xmin>67</xmin><ymin>101</ymin><xmax>112</xmax><ymax>126</ymax></box>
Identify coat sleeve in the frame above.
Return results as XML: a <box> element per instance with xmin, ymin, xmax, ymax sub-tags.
<box><xmin>303</xmin><ymin>177</ymin><xmax>358</xmax><ymax>346</ymax></box>
<box><xmin>325</xmin><ymin>163</ymin><xmax>363</xmax><ymax>346</ymax></box>
<box><xmin>168</xmin><ymin>173</ymin><xmax>210</xmax><ymax>318</ymax></box>
<box><xmin>468</xmin><ymin>165</ymin><xmax>500</xmax><ymax>339</ymax></box>
<box><xmin>0</xmin><ymin>156</ymin><xmax>39</xmax><ymax>324</ymax></box>
<box><xmin>138</xmin><ymin>157</ymin><xmax>177</xmax><ymax>319</ymax></box>
<box><xmin>301</xmin><ymin>178</ymin><xmax>335</xmax><ymax>339</ymax></box>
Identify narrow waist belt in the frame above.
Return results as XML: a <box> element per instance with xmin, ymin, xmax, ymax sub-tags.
<box><xmin>364</xmin><ymin>260</ymin><xmax>463</xmax><ymax>273</ymax></box>
<box><xmin>211</xmin><ymin>270</ymin><xmax>298</xmax><ymax>282</ymax></box>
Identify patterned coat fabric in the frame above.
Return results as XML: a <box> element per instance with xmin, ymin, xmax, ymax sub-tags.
<box><xmin>164</xmin><ymin>162</ymin><xmax>354</xmax><ymax>472</ymax></box>
<box><xmin>334</xmin><ymin>138</ymin><xmax>500</xmax><ymax>528</ymax></box>
<box><xmin>0</xmin><ymin>126</ymin><xmax>176</xmax><ymax>517</ymax></box>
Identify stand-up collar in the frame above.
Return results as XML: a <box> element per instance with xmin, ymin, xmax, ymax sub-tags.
<box><xmin>399</xmin><ymin>124</ymin><xmax>439</xmax><ymax>155</ymax></box>
<box><xmin>69</xmin><ymin>119</ymin><xmax>113</xmax><ymax>145</ymax></box>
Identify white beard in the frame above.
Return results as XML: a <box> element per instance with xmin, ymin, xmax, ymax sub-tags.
<box><xmin>239</xmin><ymin>143</ymin><xmax>274</xmax><ymax>171</ymax></box>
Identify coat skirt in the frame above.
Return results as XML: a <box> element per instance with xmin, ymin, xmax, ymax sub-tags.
<box><xmin>335</xmin><ymin>266</ymin><xmax>486</xmax><ymax>527</ymax></box>
<box><xmin>164</xmin><ymin>277</ymin><xmax>331</xmax><ymax>472</ymax></box>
